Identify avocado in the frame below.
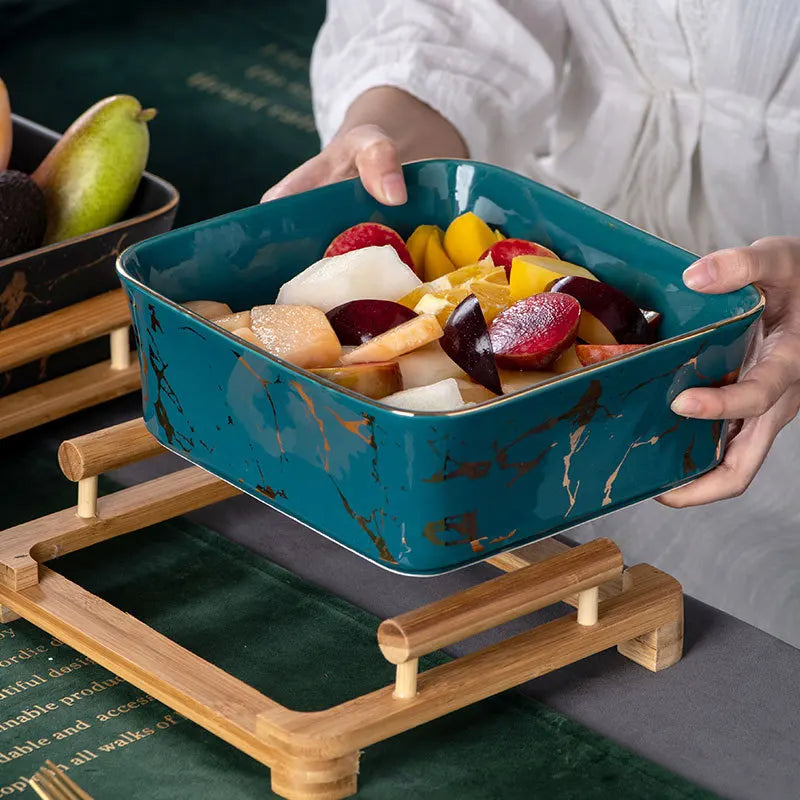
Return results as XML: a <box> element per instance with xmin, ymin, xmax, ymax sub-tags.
<box><xmin>0</xmin><ymin>170</ymin><xmax>47</xmax><ymax>260</ymax></box>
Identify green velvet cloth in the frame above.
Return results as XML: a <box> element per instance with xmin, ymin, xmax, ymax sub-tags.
<box><xmin>0</xmin><ymin>436</ymin><xmax>719</xmax><ymax>799</ymax></box>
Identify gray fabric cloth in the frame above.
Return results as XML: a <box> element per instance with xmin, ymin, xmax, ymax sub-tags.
<box><xmin>15</xmin><ymin>394</ymin><xmax>800</xmax><ymax>800</ymax></box>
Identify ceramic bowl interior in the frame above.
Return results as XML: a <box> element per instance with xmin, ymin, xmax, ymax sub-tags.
<box><xmin>121</xmin><ymin>159</ymin><xmax>761</xmax><ymax>361</ymax></box>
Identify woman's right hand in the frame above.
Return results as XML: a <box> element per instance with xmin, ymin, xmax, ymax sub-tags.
<box><xmin>261</xmin><ymin>123</ymin><xmax>408</xmax><ymax>206</ymax></box>
<box><xmin>261</xmin><ymin>86</ymin><xmax>468</xmax><ymax>206</ymax></box>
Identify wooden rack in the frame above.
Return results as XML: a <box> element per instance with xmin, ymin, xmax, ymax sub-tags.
<box><xmin>0</xmin><ymin>418</ymin><xmax>683</xmax><ymax>799</ymax></box>
<box><xmin>0</xmin><ymin>289</ymin><xmax>141</xmax><ymax>440</ymax></box>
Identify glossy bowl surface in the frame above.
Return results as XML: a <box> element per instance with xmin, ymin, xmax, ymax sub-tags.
<box><xmin>1</xmin><ymin>115</ymin><xmax>178</xmax><ymax>396</ymax></box>
<box><xmin>118</xmin><ymin>159</ymin><xmax>762</xmax><ymax>575</ymax></box>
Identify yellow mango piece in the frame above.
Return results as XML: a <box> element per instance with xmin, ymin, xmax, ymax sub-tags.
<box><xmin>423</xmin><ymin>228</ymin><xmax>456</xmax><ymax>282</ymax></box>
<box><xmin>470</xmin><ymin>280</ymin><xmax>511</xmax><ymax>323</ymax></box>
<box><xmin>493</xmin><ymin>228</ymin><xmax>506</xmax><ymax>242</ymax></box>
<box><xmin>509</xmin><ymin>257</ymin><xmax>563</xmax><ymax>302</ymax></box>
<box><xmin>443</xmin><ymin>212</ymin><xmax>497</xmax><ymax>267</ymax></box>
<box><xmin>398</xmin><ymin>263</ymin><xmax>507</xmax><ymax>326</ymax></box>
<box><xmin>515</xmin><ymin>255</ymin><xmax>599</xmax><ymax>282</ymax></box>
<box><xmin>406</xmin><ymin>224</ymin><xmax>440</xmax><ymax>276</ymax></box>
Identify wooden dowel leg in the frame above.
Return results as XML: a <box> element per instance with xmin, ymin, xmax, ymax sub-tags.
<box><xmin>0</xmin><ymin>606</ymin><xmax>20</xmax><ymax>623</ymax></box>
<box><xmin>393</xmin><ymin>659</ymin><xmax>418</xmax><ymax>699</ymax></box>
<box><xmin>577</xmin><ymin>586</ymin><xmax>599</xmax><ymax>626</ymax></box>
<box><xmin>109</xmin><ymin>327</ymin><xmax>131</xmax><ymax>370</ymax></box>
<box><xmin>76</xmin><ymin>476</ymin><xmax>98</xmax><ymax>519</ymax></box>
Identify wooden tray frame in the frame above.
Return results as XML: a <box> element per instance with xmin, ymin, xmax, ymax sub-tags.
<box><xmin>0</xmin><ymin>289</ymin><xmax>141</xmax><ymax>440</ymax></box>
<box><xmin>0</xmin><ymin>419</ymin><xmax>683</xmax><ymax>799</ymax></box>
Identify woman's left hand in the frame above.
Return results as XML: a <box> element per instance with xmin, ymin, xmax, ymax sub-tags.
<box><xmin>658</xmin><ymin>236</ymin><xmax>800</xmax><ymax>508</ymax></box>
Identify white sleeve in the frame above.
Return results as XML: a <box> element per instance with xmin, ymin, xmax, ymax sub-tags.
<box><xmin>310</xmin><ymin>0</ymin><xmax>566</xmax><ymax>170</ymax></box>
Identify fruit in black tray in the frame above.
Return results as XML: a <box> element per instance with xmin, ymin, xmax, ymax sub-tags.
<box><xmin>441</xmin><ymin>294</ymin><xmax>502</xmax><ymax>395</ymax></box>
<box><xmin>0</xmin><ymin>170</ymin><xmax>47</xmax><ymax>260</ymax></box>
<box><xmin>33</xmin><ymin>95</ymin><xmax>155</xmax><ymax>245</ymax></box>
<box><xmin>326</xmin><ymin>299</ymin><xmax>418</xmax><ymax>345</ymax></box>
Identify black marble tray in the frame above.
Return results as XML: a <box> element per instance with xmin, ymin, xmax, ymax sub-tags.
<box><xmin>0</xmin><ymin>114</ymin><xmax>179</xmax><ymax>395</ymax></box>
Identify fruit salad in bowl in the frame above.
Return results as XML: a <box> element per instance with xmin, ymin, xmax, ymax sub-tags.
<box><xmin>182</xmin><ymin>213</ymin><xmax>666</xmax><ymax>412</ymax></box>
<box><xmin>118</xmin><ymin>158</ymin><xmax>762</xmax><ymax>575</ymax></box>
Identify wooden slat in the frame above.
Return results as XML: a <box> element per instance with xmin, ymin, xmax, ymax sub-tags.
<box><xmin>0</xmin><ymin>568</ymin><xmax>283</xmax><ymax>767</ymax></box>
<box><xmin>487</xmin><ymin>539</ymin><xmax>625</xmax><ymax>604</ymax></box>
<box><xmin>58</xmin><ymin>418</ymin><xmax>164</xmax><ymax>480</ymax></box>
<box><xmin>0</xmin><ymin>355</ymin><xmax>140</xmax><ymax>440</ymax></box>
<box><xmin>0</xmin><ymin>467</ymin><xmax>239</xmax><ymax>590</ymax></box>
<box><xmin>0</xmin><ymin>289</ymin><xmax>131</xmax><ymax>372</ymax></box>
<box><xmin>378</xmin><ymin>539</ymin><xmax>622</xmax><ymax>663</ymax></box>
<box><xmin>264</xmin><ymin>563</ymin><xmax>682</xmax><ymax>758</ymax></box>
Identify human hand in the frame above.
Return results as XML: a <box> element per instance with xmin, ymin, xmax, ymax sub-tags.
<box><xmin>658</xmin><ymin>237</ymin><xmax>800</xmax><ymax>508</ymax></box>
<box><xmin>261</xmin><ymin>87</ymin><xmax>467</xmax><ymax>206</ymax></box>
<box><xmin>261</xmin><ymin>123</ymin><xmax>407</xmax><ymax>206</ymax></box>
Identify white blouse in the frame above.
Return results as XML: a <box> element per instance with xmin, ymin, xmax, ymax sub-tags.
<box><xmin>311</xmin><ymin>0</ymin><xmax>800</xmax><ymax>255</ymax></box>
<box><xmin>311</xmin><ymin>2</ymin><xmax>800</xmax><ymax>649</ymax></box>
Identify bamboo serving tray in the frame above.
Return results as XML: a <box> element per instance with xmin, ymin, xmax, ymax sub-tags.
<box><xmin>0</xmin><ymin>419</ymin><xmax>683</xmax><ymax>799</ymax></box>
<box><xmin>0</xmin><ymin>288</ymin><xmax>140</xmax><ymax>440</ymax></box>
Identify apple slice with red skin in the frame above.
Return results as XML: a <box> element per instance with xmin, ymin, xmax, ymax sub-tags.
<box><xmin>489</xmin><ymin>293</ymin><xmax>580</xmax><ymax>370</ymax></box>
<box><xmin>642</xmin><ymin>309</ymin><xmax>662</xmax><ymax>342</ymax></box>
<box><xmin>326</xmin><ymin>299</ymin><xmax>418</xmax><ymax>345</ymax></box>
<box><xmin>550</xmin><ymin>276</ymin><xmax>649</xmax><ymax>345</ymax></box>
<box><xmin>480</xmin><ymin>238</ymin><xmax>559</xmax><ymax>275</ymax></box>
<box><xmin>312</xmin><ymin>361</ymin><xmax>402</xmax><ymax>399</ymax></box>
<box><xmin>576</xmin><ymin>344</ymin><xmax>648</xmax><ymax>366</ymax></box>
<box><xmin>441</xmin><ymin>295</ymin><xmax>502</xmax><ymax>394</ymax></box>
<box><xmin>325</xmin><ymin>223</ymin><xmax>417</xmax><ymax>273</ymax></box>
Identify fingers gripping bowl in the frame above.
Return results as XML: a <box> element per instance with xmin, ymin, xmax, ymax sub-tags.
<box><xmin>117</xmin><ymin>160</ymin><xmax>763</xmax><ymax>576</ymax></box>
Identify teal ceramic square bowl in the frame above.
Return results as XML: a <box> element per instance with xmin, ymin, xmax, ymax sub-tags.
<box><xmin>117</xmin><ymin>159</ymin><xmax>763</xmax><ymax>576</ymax></box>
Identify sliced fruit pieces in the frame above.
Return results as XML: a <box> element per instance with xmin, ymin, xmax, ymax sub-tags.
<box><xmin>397</xmin><ymin>263</ymin><xmax>509</xmax><ymax>326</ymax></box>
<box><xmin>183</xmin><ymin>300</ymin><xmax>233</xmax><ymax>320</ymax></box>
<box><xmin>509</xmin><ymin>258</ymin><xmax>564</xmax><ymax>302</ymax></box>
<box><xmin>512</xmin><ymin>254</ymin><xmax>598</xmax><ymax>282</ymax></box>
<box><xmin>324</xmin><ymin>222</ymin><xmax>415</xmax><ymax>272</ymax></box>
<box><xmin>424</xmin><ymin>226</ymin><xmax>456</xmax><ymax>282</ymax></box>
<box><xmin>493</xmin><ymin>228</ymin><xmax>506</xmax><ymax>242</ymax></box>
<box><xmin>277</xmin><ymin>245</ymin><xmax>420</xmax><ymax>313</ymax></box>
<box><xmin>443</xmin><ymin>212</ymin><xmax>497</xmax><ymax>267</ymax></box>
<box><xmin>550</xmin><ymin>275</ymin><xmax>649</xmax><ymax>345</ymax></box>
<box><xmin>232</xmin><ymin>327</ymin><xmax>261</xmax><ymax>347</ymax></box>
<box><xmin>406</xmin><ymin>224</ymin><xmax>439</xmax><ymax>277</ymax></box>
<box><xmin>341</xmin><ymin>313</ymin><xmax>443</xmax><ymax>365</ymax></box>
<box><xmin>250</xmin><ymin>304</ymin><xmax>342</xmax><ymax>368</ymax></box>
<box><xmin>326</xmin><ymin>299</ymin><xmax>417</xmax><ymax>345</ymax></box>
<box><xmin>499</xmin><ymin>368</ymin><xmax>558</xmax><ymax>394</ymax></box>
<box><xmin>441</xmin><ymin>295</ymin><xmax>502</xmax><ymax>395</ymax></box>
<box><xmin>396</xmin><ymin>342</ymin><xmax>467</xmax><ymax>388</ymax></box>
<box><xmin>215</xmin><ymin>310</ymin><xmax>252</xmax><ymax>332</ymax></box>
<box><xmin>480</xmin><ymin>238</ymin><xmax>559</xmax><ymax>270</ymax></box>
<box><xmin>576</xmin><ymin>344</ymin><xmax>647</xmax><ymax>366</ymax></box>
<box><xmin>312</xmin><ymin>361</ymin><xmax>402</xmax><ymax>399</ymax></box>
<box><xmin>489</xmin><ymin>293</ymin><xmax>580</xmax><ymax>370</ymax></box>
<box><xmin>455</xmin><ymin>378</ymin><xmax>497</xmax><ymax>403</ymax></box>
<box><xmin>470</xmin><ymin>279</ymin><xmax>510</xmax><ymax>324</ymax></box>
<box><xmin>382</xmin><ymin>378</ymin><xmax>466</xmax><ymax>411</ymax></box>
<box><xmin>552</xmin><ymin>345</ymin><xmax>583</xmax><ymax>374</ymax></box>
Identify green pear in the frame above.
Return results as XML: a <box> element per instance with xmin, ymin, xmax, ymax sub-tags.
<box><xmin>33</xmin><ymin>95</ymin><xmax>155</xmax><ymax>244</ymax></box>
